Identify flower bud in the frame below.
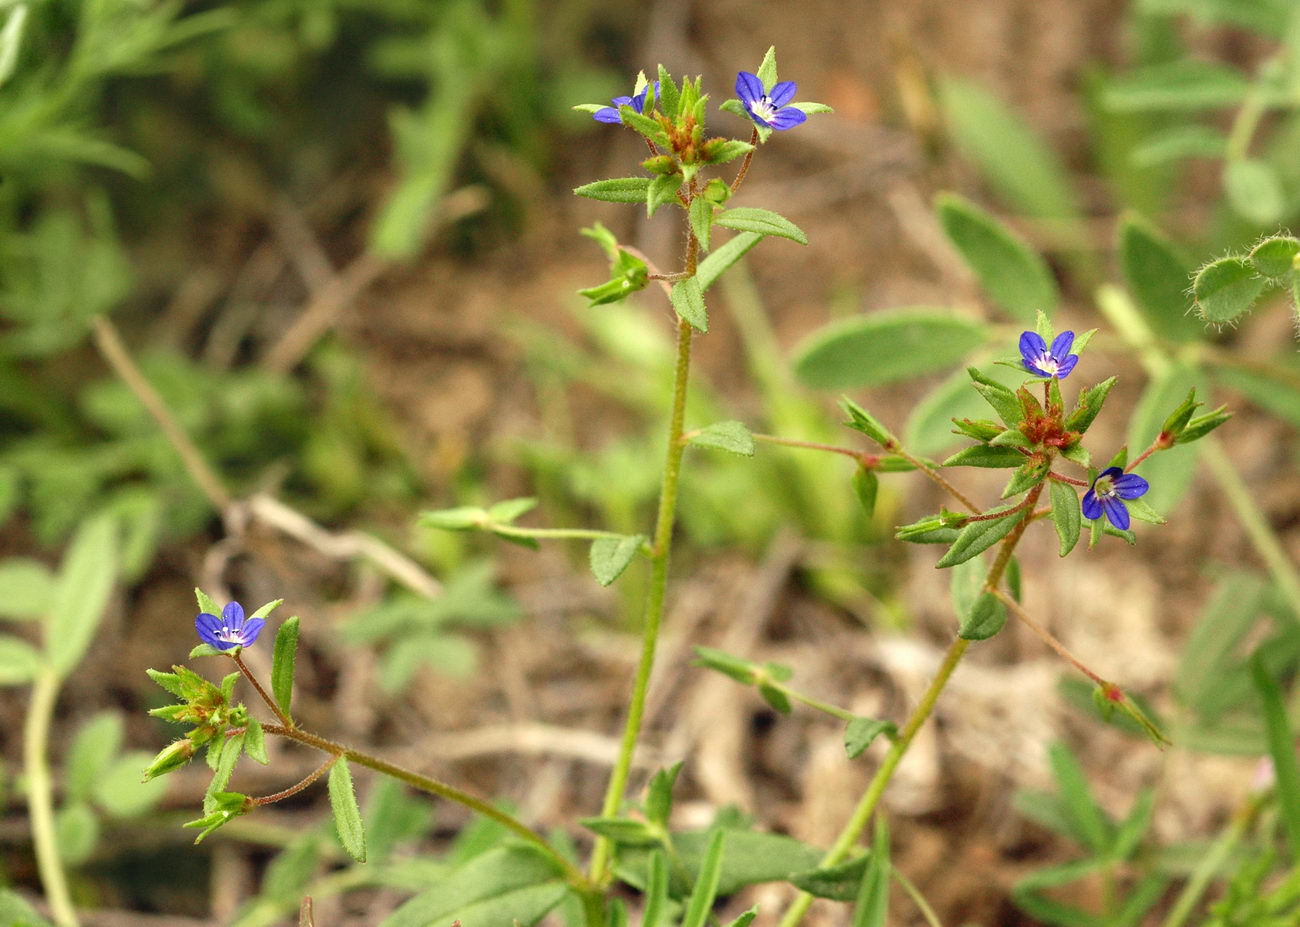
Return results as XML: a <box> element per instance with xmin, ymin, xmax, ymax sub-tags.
<box><xmin>640</xmin><ymin>155</ymin><xmax>677</xmax><ymax>176</ymax></box>
<box><xmin>142</xmin><ymin>739</ymin><xmax>196</xmax><ymax>782</ymax></box>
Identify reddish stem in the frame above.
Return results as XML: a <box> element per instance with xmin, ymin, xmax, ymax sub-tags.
<box><xmin>1048</xmin><ymin>471</ymin><xmax>1089</xmax><ymax>487</ymax></box>
<box><xmin>249</xmin><ymin>755</ymin><xmax>337</xmax><ymax>807</ymax></box>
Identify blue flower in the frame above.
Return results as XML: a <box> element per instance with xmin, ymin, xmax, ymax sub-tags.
<box><xmin>735</xmin><ymin>71</ymin><xmax>807</xmax><ymax>130</ymax></box>
<box><xmin>593</xmin><ymin>82</ymin><xmax>657</xmax><ymax>125</ymax></box>
<box><xmin>1081</xmin><ymin>466</ymin><xmax>1150</xmax><ymax>530</ymax></box>
<box><xmin>195</xmin><ymin>601</ymin><xmax>265</xmax><ymax>651</ymax></box>
<box><xmin>1019</xmin><ymin>331</ymin><xmax>1079</xmax><ymax>379</ymax></box>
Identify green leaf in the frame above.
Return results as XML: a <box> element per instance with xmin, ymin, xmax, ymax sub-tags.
<box><xmin>1251</xmin><ymin>652</ymin><xmax>1300</xmax><ymax>858</ymax></box>
<box><xmin>47</xmin><ymin>514</ymin><xmax>118</xmax><ymax>675</ymax></box>
<box><xmin>645</xmin><ymin>762</ymin><xmax>683</xmax><ymax>828</ymax></box>
<box><xmin>1248</xmin><ymin>234</ymin><xmax>1300</xmax><ymax>279</ymax></box>
<box><xmin>642</xmin><ymin>851</ymin><xmax>670</xmax><ymax>927</ymax></box>
<box><xmin>1049</xmin><ymin>742</ymin><xmax>1111</xmax><ymax>854</ymax></box>
<box><xmin>697</xmin><ymin>232</ymin><xmax>761</xmax><ymax>292</ymax></box>
<box><xmin>670</xmin><ymin>277</ymin><xmax>708</xmax><ymax>332</ymax></box>
<box><xmin>688</xmin><ymin>420</ymin><xmax>755</xmax><ymax>455</ymax></box>
<box><xmin>680</xmin><ymin>831</ymin><xmax>726</xmax><ymax>927</ymax></box>
<box><xmin>905</xmin><ymin>366</ymin><xmax>1024</xmax><ymax>455</ymax></box>
<box><xmin>1102</xmin><ymin>60</ymin><xmax>1249</xmax><ymax>111</ymax></box>
<box><xmin>1174</xmin><ymin>573</ymin><xmax>1267</xmax><ymax>714</ymax></box>
<box><xmin>1048</xmin><ymin>480</ymin><xmax>1081</xmax><ymax>557</ymax></box>
<box><xmin>1128</xmin><ymin>365</ymin><xmax>1204</xmax><ymax>512</ymax></box>
<box><xmin>0</xmin><ymin>559</ymin><xmax>55</xmax><ymax>620</ymax></box>
<box><xmin>249</xmin><ymin>598</ymin><xmax>284</xmax><ymax>622</ymax></box>
<box><xmin>620</xmin><ymin>828</ymin><xmax>822</xmax><ymax>897</ymax></box>
<box><xmin>967</xmin><ymin>367</ymin><xmax>1025</xmax><ymax>426</ymax></box>
<box><xmin>1193</xmin><ymin>256</ymin><xmax>1267</xmax><ymax>324</ymax></box>
<box><xmin>934</xmin><ymin>508</ymin><xmax>1022</xmax><ymax>569</ymax></box>
<box><xmin>206</xmin><ymin>732</ymin><xmax>244</xmax><ymax>814</ymax></box>
<box><xmin>1117</xmin><ymin>215</ymin><xmax>1201</xmax><ymax>343</ymax></box>
<box><xmin>851</xmin><ymin>818</ymin><xmax>891</xmax><ymax>927</ymax></box>
<box><xmin>56</xmin><ymin>802</ymin><xmax>99</xmax><ymax>864</ymax></box>
<box><xmin>693</xmin><ymin>646</ymin><xmax>759</xmax><ymax>684</ymax></box>
<box><xmin>755</xmin><ymin>46</ymin><xmax>778</xmax><ymax>88</ymax></box>
<box><xmin>689</xmin><ymin>196</ymin><xmax>713</xmax><ymax>251</ymax></box>
<box><xmin>793</xmin><ymin>311</ymin><xmax>988</xmax><ymax>391</ymax></box>
<box><xmin>844</xmin><ymin>717</ymin><xmax>897</xmax><ymax>759</ymax></box>
<box><xmin>189</xmin><ymin>643</ymin><xmax>224</xmax><ymax>659</ymax></box>
<box><xmin>245</xmin><ymin>717</ymin><xmax>268</xmax><ymax>765</ymax></box>
<box><xmin>941</xmin><ymin>446</ymin><xmax>1025</xmax><ymax>469</ymax></box>
<box><xmin>1130</xmin><ymin>124</ymin><xmax>1227</xmax><ymax>167</ymax></box>
<box><xmin>1064</xmin><ymin>376</ymin><xmax>1118</xmax><ymax>434</ymax></box>
<box><xmin>381</xmin><ymin>845</ymin><xmax>567</xmax><ymax>927</ymax></box>
<box><xmin>66</xmin><ymin>713</ymin><xmax>123</xmax><ymax>801</ymax></box>
<box><xmin>94</xmin><ymin>751</ymin><xmax>167</xmax><ymax>817</ymax></box>
<box><xmin>939</xmin><ymin>77</ymin><xmax>1081</xmax><ymax>223</ymax></box>
<box><xmin>723</xmin><ymin>909</ymin><xmax>759</xmax><ymax>927</ymax></box>
<box><xmin>488</xmin><ymin>498</ymin><xmax>537</xmax><ymax>524</ymax></box>
<box><xmin>646</xmin><ymin>173</ymin><xmax>683</xmax><ymax>217</ymax></box>
<box><xmin>0</xmin><ymin>888</ymin><xmax>53</xmax><ymax>927</ymax></box>
<box><xmin>714</xmin><ymin>207</ymin><xmax>807</xmax><ymax>245</ymax></box>
<box><xmin>328</xmin><ymin>757</ymin><xmax>367</xmax><ymax>863</ymax></box>
<box><xmin>852</xmin><ymin>468</ymin><xmax>879</xmax><ymax>518</ymax></box>
<box><xmin>573</xmin><ymin>177</ymin><xmax>655</xmax><ymax>204</ymax></box>
<box><xmin>185</xmin><ymin>791</ymin><xmax>249</xmax><ymax>844</ymax></box>
<box><xmin>1224</xmin><ymin>159</ymin><xmax>1286</xmax><ymax>225</ymax></box>
<box><xmin>935</xmin><ymin>193</ymin><xmax>1057</xmax><ymax>322</ymax></box>
<box><xmin>841</xmin><ymin>397</ymin><xmax>897</xmax><ymax>447</ymax></box>
<box><xmin>657</xmin><ymin>65</ymin><xmax>680</xmax><ymax>118</ymax></box>
<box><xmin>580</xmin><ymin>817</ymin><xmax>661</xmax><ymax>846</ymax></box>
<box><xmin>958</xmin><ymin>591</ymin><xmax>1007</xmax><ymax>640</ymax></box>
<box><xmin>588</xmin><ymin>535</ymin><xmax>645</xmax><ymax>587</ymax></box>
<box><xmin>1001</xmin><ymin>457</ymin><xmax>1048</xmax><ymax>499</ymax></box>
<box><xmin>272</xmin><ymin>616</ymin><xmax>300</xmax><ymax>721</ymax></box>
<box><xmin>757</xmin><ymin>682</ymin><xmax>791</xmax><ymax>714</ymax></box>
<box><xmin>0</xmin><ymin>635</ymin><xmax>40</xmax><ymax>685</ymax></box>
<box><xmin>195</xmin><ymin>587</ymin><xmax>222</xmax><ymax>617</ymax></box>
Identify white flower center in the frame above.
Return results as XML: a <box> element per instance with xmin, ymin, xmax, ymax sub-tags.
<box><xmin>1035</xmin><ymin>352</ymin><xmax>1059</xmax><ymax>375</ymax></box>
<box><xmin>217</xmin><ymin>626</ymin><xmax>242</xmax><ymax>642</ymax></box>
<box><xmin>1093</xmin><ymin>476</ymin><xmax>1116</xmax><ymax>498</ymax></box>
<box><xmin>750</xmin><ymin>95</ymin><xmax>777</xmax><ymax>124</ymax></box>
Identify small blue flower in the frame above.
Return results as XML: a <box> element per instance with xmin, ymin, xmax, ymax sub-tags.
<box><xmin>1019</xmin><ymin>331</ymin><xmax>1079</xmax><ymax>379</ymax></box>
<box><xmin>1082</xmin><ymin>466</ymin><xmax>1150</xmax><ymax>531</ymax></box>
<box><xmin>735</xmin><ymin>71</ymin><xmax>807</xmax><ymax>130</ymax></box>
<box><xmin>195</xmin><ymin>601</ymin><xmax>265</xmax><ymax>651</ymax></box>
<box><xmin>593</xmin><ymin>82</ymin><xmax>657</xmax><ymax>125</ymax></box>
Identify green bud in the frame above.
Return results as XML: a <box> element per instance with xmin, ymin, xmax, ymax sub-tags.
<box><xmin>641</xmin><ymin>155</ymin><xmax>678</xmax><ymax>175</ymax></box>
<box><xmin>142</xmin><ymin>739</ymin><xmax>196</xmax><ymax>781</ymax></box>
<box><xmin>952</xmin><ymin>418</ymin><xmax>1005</xmax><ymax>442</ymax></box>
<box><xmin>1159</xmin><ymin>388</ymin><xmax>1201</xmax><ymax>444</ymax></box>
<box><xmin>703</xmin><ymin>178</ymin><xmax>731</xmax><ymax>205</ymax></box>
<box><xmin>1175</xmin><ymin>406</ymin><xmax>1231</xmax><ymax>444</ymax></box>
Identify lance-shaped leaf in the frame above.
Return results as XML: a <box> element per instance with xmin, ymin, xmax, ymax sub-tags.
<box><xmin>936</xmin><ymin>192</ymin><xmax>1057</xmax><ymax>322</ymax></box>
<box><xmin>328</xmin><ymin>757</ymin><xmax>367</xmax><ymax>863</ymax></box>
<box><xmin>272</xmin><ymin>616</ymin><xmax>300</xmax><ymax>720</ymax></box>
<box><xmin>935</xmin><ymin>507</ymin><xmax>1022</xmax><ymax>568</ymax></box>
<box><xmin>48</xmin><ymin>515</ymin><xmax>118</xmax><ymax>675</ymax></box>
<box><xmin>942</xmin><ymin>446</ymin><xmax>1025</xmax><ymax>469</ymax></box>
<box><xmin>795</xmin><ymin>312</ymin><xmax>988</xmax><ymax>391</ymax></box>
<box><xmin>670</xmin><ymin>277</ymin><xmax>708</xmax><ymax>331</ymax></box>
<box><xmin>574</xmin><ymin>177</ymin><xmax>655</xmax><ymax>204</ymax></box>
<box><xmin>1048</xmin><ymin>480</ymin><xmax>1081</xmax><ymax>556</ymax></box>
<box><xmin>1064</xmin><ymin>376</ymin><xmax>1117</xmax><ymax>434</ymax></box>
<box><xmin>714</xmin><ymin>207</ymin><xmax>808</xmax><ymax>245</ymax></box>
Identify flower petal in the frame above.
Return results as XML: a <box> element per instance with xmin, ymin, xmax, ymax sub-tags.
<box><xmin>1054</xmin><ymin>354</ymin><xmax>1079</xmax><ymax>379</ymax></box>
<box><xmin>196</xmin><ymin>612</ymin><xmax>222</xmax><ymax>641</ymax></box>
<box><xmin>1050</xmin><ymin>330</ymin><xmax>1075</xmax><ymax>359</ymax></box>
<box><xmin>240</xmin><ymin>618</ymin><xmax>266</xmax><ymax>646</ymax></box>
<box><xmin>742</xmin><ymin>101</ymin><xmax>772</xmax><ymax>128</ymax></box>
<box><xmin>735</xmin><ymin>71</ymin><xmax>764</xmax><ymax>105</ymax></box>
<box><xmin>1098</xmin><ymin>466</ymin><xmax>1125</xmax><ymax>481</ymax></box>
<box><xmin>592</xmin><ymin>107</ymin><xmax>622</xmax><ymax>124</ymax></box>
<box><xmin>222</xmin><ymin>601</ymin><xmax>245</xmax><ymax>629</ymax></box>
<box><xmin>769</xmin><ymin>106</ymin><xmax>807</xmax><ymax>130</ymax></box>
<box><xmin>1081</xmin><ymin>489</ymin><xmax>1102</xmax><ymax>521</ymax></box>
<box><xmin>768</xmin><ymin>80</ymin><xmax>797</xmax><ymax>107</ymax></box>
<box><xmin>1101</xmin><ymin>497</ymin><xmax>1130</xmax><ymax>531</ymax></box>
<box><xmin>1023</xmin><ymin>361</ymin><xmax>1051</xmax><ymax>377</ymax></box>
<box><xmin>1019</xmin><ymin>331</ymin><xmax>1046</xmax><ymax>364</ymax></box>
<box><xmin>1112</xmin><ymin>472</ymin><xmax>1150</xmax><ymax>499</ymax></box>
<box><xmin>630</xmin><ymin>90</ymin><xmax>648</xmax><ymax>113</ymax></box>
<box><xmin>610</xmin><ymin>95</ymin><xmax>634</xmax><ymax>107</ymax></box>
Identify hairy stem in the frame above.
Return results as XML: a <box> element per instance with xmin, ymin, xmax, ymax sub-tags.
<box><xmin>261</xmin><ymin>722</ymin><xmax>590</xmax><ymax>893</ymax></box>
<box><xmin>589</xmin><ymin>194</ymin><xmax>700</xmax><ymax>887</ymax></box>
<box><xmin>25</xmin><ymin>669</ymin><xmax>78</xmax><ymax>927</ymax></box>
<box><xmin>731</xmin><ymin>128</ymin><xmax>760</xmax><ymax>192</ymax></box>
<box><xmin>233</xmin><ymin>651</ymin><xmax>294</xmax><ymax>729</ymax></box>
<box><xmin>250</xmin><ymin>755</ymin><xmax>337</xmax><ymax>806</ymax></box>
<box><xmin>777</xmin><ymin>487</ymin><xmax>1039</xmax><ymax>927</ymax></box>
<box><xmin>750</xmin><ymin>432</ymin><xmax>872</xmax><ymax>463</ymax></box>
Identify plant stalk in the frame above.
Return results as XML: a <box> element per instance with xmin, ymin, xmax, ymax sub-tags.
<box><xmin>24</xmin><ymin>669</ymin><xmax>78</xmax><ymax>927</ymax></box>
<box><xmin>777</xmin><ymin>487</ymin><xmax>1039</xmax><ymax>927</ymax></box>
<box><xmin>589</xmin><ymin>194</ymin><xmax>701</xmax><ymax>886</ymax></box>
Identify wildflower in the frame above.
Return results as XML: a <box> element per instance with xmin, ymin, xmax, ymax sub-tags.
<box><xmin>195</xmin><ymin>601</ymin><xmax>264</xmax><ymax>651</ymax></box>
<box><xmin>1019</xmin><ymin>331</ymin><xmax>1079</xmax><ymax>379</ymax></box>
<box><xmin>592</xmin><ymin>82</ymin><xmax>656</xmax><ymax>125</ymax></box>
<box><xmin>735</xmin><ymin>72</ymin><xmax>807</xmax><ymax>130</ymax></box>
<box><xmin>1081</xmin><ymin>466</ymin><xmax>1150</xmax><ymax>530</ymax></box>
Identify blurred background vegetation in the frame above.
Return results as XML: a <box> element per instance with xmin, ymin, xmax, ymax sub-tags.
<box><xmin>2</xmin><ymin>0</ymin><xmax>1300</xmax><ymax>924</ymax></box>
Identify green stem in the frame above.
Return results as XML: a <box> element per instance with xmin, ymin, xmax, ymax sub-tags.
<box><xmin>589</xmin><ymin>312</ymin><xmax>694</xmax><ymax>886</ymax></box>
<box><xmin>24</xmin><ymin>669</ymin><xmax>78</xmax><ymax>927</ymax></box>
<box><xmin>777</xmin><ymin>487</ymin><xmax>1040</xmax><ymax>927</ymax></box>
<box><xmin>1161</xmin><ymin>795</ymin><xmax>1262</xmax><ymax>927</ymax></box>
<box><xmin>261</xmin><ymin>723</ymin><xmax>593</xmax><ymax>897</ymax></box>
<box><xmin>773</xmin><ymin>683</ymin><xmax>857</xmax><ymax>722</ymax></box>
<box><xmin>750</xmin><ymin>432</ymin><xmax>870</xmax><ymax>463</ymax></box>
